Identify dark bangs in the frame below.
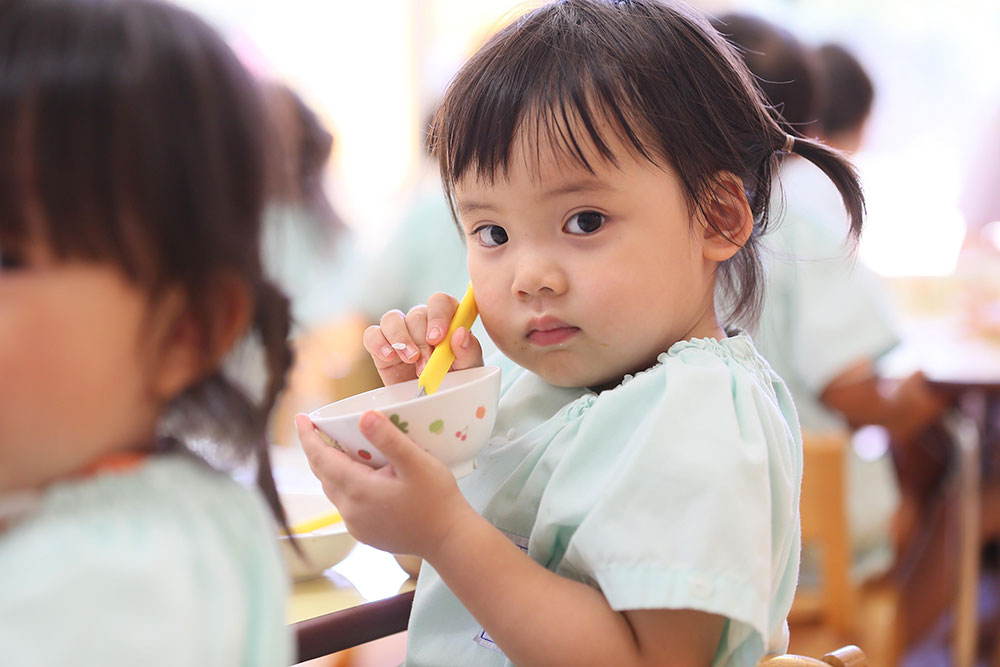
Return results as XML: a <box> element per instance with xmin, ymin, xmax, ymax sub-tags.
<box><xmin>430</xmin><ymin>0</ymin><xmax>793</xmax><ymax>328</ymax></box>
<box><xmin>433</xmin><ymin>12</ymin><xmax>659</xmax><ymax>189</ymax></box>
<box><xmin>0</xmin><ymin>0</ymin><xmax>270</xmax><ymax>293</ymax></box>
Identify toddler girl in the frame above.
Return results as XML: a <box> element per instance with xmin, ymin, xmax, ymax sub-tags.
<box><xmin>298</xmin><ymin>1</ymin><xmax>864</xmax><ymax>665</ymax></box>
<box><xmin>0</xmin><ymin>0</ymin><xmax>294</xmax><ymax>663</ymax></box>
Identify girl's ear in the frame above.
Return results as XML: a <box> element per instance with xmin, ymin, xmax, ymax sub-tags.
<box><xmin>149</xmin><ymin>275</ymin><xmax>252</xmax><ymax>401</ymax></box>
<box><xmin>699</xmin><ymin>171</ymin><xmax>753</xmax><ymax>262</ymax></box>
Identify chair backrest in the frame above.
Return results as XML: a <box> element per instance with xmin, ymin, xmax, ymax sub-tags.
<box><xmin>759</xmin><ymin>644</ymin><xmax>867</xmax><ymax>667</ymax></box>
<box><xmin>791</xmin><ymin>431</ymin><xmax>855</xmax><ymax>636</ymax></box>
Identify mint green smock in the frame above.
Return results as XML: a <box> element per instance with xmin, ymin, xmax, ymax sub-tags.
<box><xmin>406</xmin><ymin>334</ymin><xmax>802</xmax><ymax>667</ymax></box>
<box><xmin>0</xmin><ymin>453</ymin><xmax>292</xmax><ymax>666</ymax></box>
<box><xmin>755</xmin><ymin>158</ymin><xmax>902</xmax><ymax>581</ymax></box>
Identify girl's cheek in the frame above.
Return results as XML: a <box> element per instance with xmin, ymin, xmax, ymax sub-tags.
<box><xmin>474</xmin><ymin>296</ymin><xmax>505</xmax><ymax>333</ymax></box>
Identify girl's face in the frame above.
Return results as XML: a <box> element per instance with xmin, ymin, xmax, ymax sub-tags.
<box><xmin>455</xmin><ymin>128</ymin><xmax>728</xmax><ymax>389</ymax></box>
<box><xmin>0</xmin><ymin>239</ymin><xmax>164</xmax><ymax>493</ymax></box>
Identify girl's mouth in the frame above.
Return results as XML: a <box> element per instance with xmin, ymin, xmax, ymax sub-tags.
<box><xmin>527</xmin><ymin>326</ymin><xmax>580</xmax><ymax>346</ymax></box>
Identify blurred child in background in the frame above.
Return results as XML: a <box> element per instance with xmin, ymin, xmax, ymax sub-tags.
<box><xmin>263</xmin><ymin>82</ymin><xmax>354</xmax><ymax>331</ymax></box>
<box><xmin>0</xmin><ymin>0</ymin><xmax>294</xmax><ymax>663</ymax></box>
<box><xmin>713</xmin><ymin>12</ymin><xmax>952</xmax><ymax>647</ymax></box>
<box><xmin>262</xmin><ymin>83</ymin><xmax>380</xmax><ymax>447</ymax></box>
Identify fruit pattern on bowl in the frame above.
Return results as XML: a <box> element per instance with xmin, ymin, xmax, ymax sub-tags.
<box><xmin>314</xmin><ymin>402</ymin><xmax>493</xmax><ymax>463</ymax></box>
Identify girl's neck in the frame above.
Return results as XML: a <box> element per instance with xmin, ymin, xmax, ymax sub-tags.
<box><xmin>586</xmin><ymin>327</ymin><xmax>732</xmax><ymax>394</ymax></box>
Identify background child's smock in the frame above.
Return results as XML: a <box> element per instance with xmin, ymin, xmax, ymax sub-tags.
<box><xmin>754</xmin><ymin>158</ymin><xmax>902</xmax><ymax>581</ymax></box>
<box><xmin>406</xmin><ymin>334</ymin><xmax>802</xmax><ymax>667</ymax></box>
<box><xmin>0</xmin><ymin>452</ymin><xmax>292</xmax><ymax>666</ymax></box>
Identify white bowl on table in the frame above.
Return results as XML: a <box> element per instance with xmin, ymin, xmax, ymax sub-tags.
<box><xmin>308</xmin><ymin>366</ymin><xmax>501</xmax><ymax>478</ymax></box>
<box><xmin>279</xmin><ymin>492</ymin><xmax>356</xmax><ymax>581</ymax></box>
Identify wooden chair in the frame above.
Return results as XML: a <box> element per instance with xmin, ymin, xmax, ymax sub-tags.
<box><xmin>759</xmin><ymin>644</ymin><xmax>867</xmax><ymax>666</ymax></box>
<box><xmin>789</xmin><ymin>431</ymin><xmax>902</xmax><ymax>665</ymax></box>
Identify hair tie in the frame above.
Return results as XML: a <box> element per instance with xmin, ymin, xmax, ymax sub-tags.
<box><xmin>781</xmin><ymin>134</ymin><xmax>795</xmax><ymax>154</ymax></box>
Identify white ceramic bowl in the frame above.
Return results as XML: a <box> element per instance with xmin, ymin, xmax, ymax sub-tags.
<box><xmin>308</xmin><ymin>366</ymin><xmax>501</xmax><ymax>478</ymax></box>
<box><xmin>279</xmin><ymin>492</ymin><xmax>356</xmax><ymax>581</ymax></box>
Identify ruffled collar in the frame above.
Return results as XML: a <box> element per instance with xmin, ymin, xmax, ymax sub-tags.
<box><xmin>586</xmin><ymin>330</ymin><xmax>760</xmax><ymax>395</ymax></box>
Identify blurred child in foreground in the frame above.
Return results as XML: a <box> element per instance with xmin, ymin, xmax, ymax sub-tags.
<box><xmin>0</xmin><ymin>1</ymin><xmax>295</xmax><ymax>662</ymax></box>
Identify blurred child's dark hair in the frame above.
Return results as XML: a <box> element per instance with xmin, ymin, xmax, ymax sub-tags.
<box><xmin>430</xmin><ymin>0</ymin><xmax>864</xmax><ymax>328</ymax></box>
<box><xmin>266</xmin><ymin>82</ymin><xmax>346</xmax><ymax>245</ymax></box>
<box><xmin>709</xmin><ymin>13</ymin><xmax>822</xmax><ymax>132</ymax></box>
<box><xmin>816</xmin><ymin>43</ymin><xmax>874</xmax><ymax>138</ymax></box>
<box><xmin>0</xmin><ymin>0</ymin><xmax>292</xmax><ymax>525</ymax></box>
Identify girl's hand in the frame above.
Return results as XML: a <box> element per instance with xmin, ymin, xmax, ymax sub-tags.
<box><xmin>295</xmin><ymin>411</ymin><xmax>475</xmax><ymax>559</ymax></box>
<box><xmin>363</xmin><ymin>292</ymin><xmax>484</xmax><ymax>387</ymax></box>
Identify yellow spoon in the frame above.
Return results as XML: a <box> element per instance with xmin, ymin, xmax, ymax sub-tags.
<box><xmin>286</xmin><ymin>510</ymin><xmax>343</xmax><ymax>535</ymax></box>
<box><xmin>416</xmin><ymin>283</ymin><xmax>479</xmax><ymax>396</ymax></box>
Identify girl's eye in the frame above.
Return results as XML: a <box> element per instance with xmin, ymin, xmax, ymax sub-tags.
<box><xmin>475</xmin><ymin>225</ymin><xmax>508</xmax><ymax>248</ymax></box>
<box><xmin>565</xmin><ymin>211</ymin><xmax>605</xmax><ymax>235</ymax></box>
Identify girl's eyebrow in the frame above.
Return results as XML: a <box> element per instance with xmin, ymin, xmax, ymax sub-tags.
<box><xmin>457</xmin><ymin>200</ymin><xmax>498</xmax><ymax>216</ymax></box>
<box><xmin>458</xmin><ymin>179</ymin><xmax>615</xmax><ymax>216</ymax></box>
<box><xmin>539</xmin><ymin>179</ymin><xmax>615</xmax><ymax>198</ymax></box>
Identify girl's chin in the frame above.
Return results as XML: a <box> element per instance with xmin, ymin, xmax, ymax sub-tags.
<box><xmin>533</xmin><ymin>354</ymin><xmax>662</xmax><ymax>391</ymax></box>
<box><xmin>499</xmin><ymin>342</ymin><xmax>634</xmax><ymax>389</ymax></box>
<box><xmin>529</xmin><ymin>360</ymin><xmax>621</xmax><ymax>390</ymax></box>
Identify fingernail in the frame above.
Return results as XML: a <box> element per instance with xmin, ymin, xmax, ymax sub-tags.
<box><xmin>404</xmin><ymin>346</ymin><xmax>419</xmax><ymax>360</ymax></box>
<box><xmin>380</xmin><ymin>345</ymin><xmax>393</xmax><ymax>359</ymax></box>
<box><xmin>428</xmin><ymin>326</ymin><xmax>442</xmax><ymax>341</ymax></box>
<box><xmin>360</xmin><ymin>411</ymin><xmax>379</xmax><ymax>431</ymax></box>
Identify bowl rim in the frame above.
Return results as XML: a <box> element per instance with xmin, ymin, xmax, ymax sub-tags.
<box><xmin>308</xmin><ymin>364</ymin><xmax>501</xmax><ymax>422</ymax></box>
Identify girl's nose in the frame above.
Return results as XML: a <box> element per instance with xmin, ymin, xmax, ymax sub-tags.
<box><xmin>511</xmin><ymin>258</ymin><xmax>568</xmax><ymax>299</ymax></box>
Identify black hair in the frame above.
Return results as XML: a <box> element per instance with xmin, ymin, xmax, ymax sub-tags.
<box><xmin>816</xmin><ymin>43</ymin><xmax>874</xmax><ymax>138</ymax></box>
<box><xmin>266</xmin><ymin>81</ymin><xmax>346</xmax><ymax>244</ymax></box>
<box><xmin>709</xmin><ymin>12</ymin><xmax>822</xmax><ymax>132</ymax></box>
<box><xmin>430</xmin><ymin>0</ymin><xmax>864</xmax><ymax>328</ymax></box>
<box><xmin>0</xmin><ymin>0</ymin><xmax>292</xmax><ymax>527</ymax></box>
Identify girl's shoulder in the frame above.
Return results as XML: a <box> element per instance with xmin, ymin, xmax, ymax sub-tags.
<box><xmin>577</xmin><ymin>332</ymin><xmax>798</xmax><ymax>445</ymax></box>
<box><xmin>602</xmin><ymin>332</ymin><xmax>776</xmax><ymax>401</ymax></box>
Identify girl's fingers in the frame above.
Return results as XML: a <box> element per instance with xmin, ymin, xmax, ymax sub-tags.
<box><xmin>363</xmin><ymin>324</ymin><xmax>400</xmax><ymax>367</ymax></box>
<box><xmin>425</xmin><ymin>292</ymin><xmax>460</xmax><ymax>346</ymax></box>
<box><xmin>404</xmin><ymin>305</ymin><xmax>434</xmax><ymax>368</ymax></box>
<box><xmin>358</xmin><ymin>410</ymin><xmax>426</xmax><ymax>474</ymax></box>
<box><xmin>378</xmin><ymin>309</ymin><xmax>421</xmax><ymax>364</ymax></box>
<box><xmin>295</xmin><ymin>414</ymin><xmax>370</xmax><ymax>491</ymax></box>
<box><xmin>362</xmin><ymin>325</ymin><xmax>417</xmax><ymax>386</ymax></box>
<box><xmin>450</xmin><ymin>327</ymin><xmax>485</xmax><ymax>370</ymax></box>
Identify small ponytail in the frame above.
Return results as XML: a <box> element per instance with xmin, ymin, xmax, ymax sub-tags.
<box><xmin>776</xmin><ymin>131</ymin><xmax>865</xmax><ymax>242</ymax></box>
<box><xmin>249</xmin><ymin>281</ymin><xmax>295</xmax><ymax>532</ymax></box>
<box><xmin>158</xmin><ymin>279</ymin><xmax>295</xmax><ymax>535</ymax></box>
